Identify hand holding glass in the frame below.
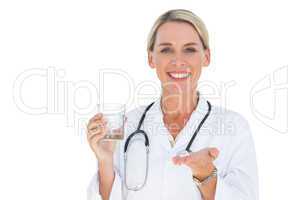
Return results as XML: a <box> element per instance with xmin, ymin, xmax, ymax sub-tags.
<box><xmin>97</xmin><ymin>103</ymin><xmax>125</xmax><ymax>140</ymax></box>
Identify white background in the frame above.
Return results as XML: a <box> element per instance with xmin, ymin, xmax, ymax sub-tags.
<box><xmin>0</xmin><ymin>0</ymin><xmax>298</xmax><ymax>199</ymax></box>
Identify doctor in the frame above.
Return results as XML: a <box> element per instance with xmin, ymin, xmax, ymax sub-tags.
<box><xmin>86</xmin><ymin>9</ymin><xmax>259</xmax><ymax>200</ymax></box>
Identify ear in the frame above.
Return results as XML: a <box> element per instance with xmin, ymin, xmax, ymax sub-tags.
<box><xmin>148</xmin><ymin>51</ymin><xmax>156</xmax><ymax>69</ymax></box>
<box><xmin>202</xmin><ymin>48</ymin><xmax>211</xmax><ymax>67</ymax></box>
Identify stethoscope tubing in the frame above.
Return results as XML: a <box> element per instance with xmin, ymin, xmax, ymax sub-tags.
<box><xmin>123</xmin><ymin>99</ymin><xmax>211</xmax><ymax>191</ymax></box>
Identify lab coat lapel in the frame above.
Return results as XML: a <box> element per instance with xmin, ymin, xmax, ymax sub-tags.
<box><xmin>144</xmin><ymin>97</ymin><xmax>172</xmax><ymax>152</ymax></box>
<box><xmin>173</xmin><ymin>95</ymin><xmax>210</xmax><ymax>151</ymax></box>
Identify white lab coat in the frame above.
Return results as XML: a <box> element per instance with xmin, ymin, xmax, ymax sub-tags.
<box><xmin>87</xmin><ymin>95</ymin><xmax>259</xmax><ymax>200</ymax></box>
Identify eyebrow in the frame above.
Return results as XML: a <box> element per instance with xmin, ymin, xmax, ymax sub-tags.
<box><xmin>158</xmin><ymin>42</ymin><xmax>199</xmax><ymax>47</ymax></box>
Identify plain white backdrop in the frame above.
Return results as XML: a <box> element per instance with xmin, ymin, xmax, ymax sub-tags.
<box><xmin>0</xmin><ymin>0</ymin><xmax>297</xmax><ymax>199</ymax></box>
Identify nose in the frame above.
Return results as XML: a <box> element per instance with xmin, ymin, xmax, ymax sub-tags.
<box><xmin>170</xmin><ymin>57</ymin><xmax>187</xmax><ymax>67</ymax></box>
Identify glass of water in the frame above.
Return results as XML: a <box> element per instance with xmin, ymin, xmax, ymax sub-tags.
<box><xmin>97</xmin><ymin>103</ymin><xmax>126</xmax><ymax>140</ymax></box>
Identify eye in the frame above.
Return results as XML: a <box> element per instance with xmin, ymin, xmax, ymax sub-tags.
<box><xmin>160</xmin><ymin>48</ymin><xmax>172</xmax><ymax>53</ymax></box>
<box><xmin>184</xmin><ymin>48</ymin><xmax>197</xmax><ymax>53</ymax></box>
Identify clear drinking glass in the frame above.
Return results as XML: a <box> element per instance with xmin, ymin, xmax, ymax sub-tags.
<box><xmin>97</xmin><ymin>103</ymin><xmax>126</xmax><ymax>140</ymax></box>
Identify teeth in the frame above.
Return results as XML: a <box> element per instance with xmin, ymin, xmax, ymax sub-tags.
<box><xmin>169</xmin><ymin>72</ymin><xmax>191</xmax><ymax>79</ymax></box>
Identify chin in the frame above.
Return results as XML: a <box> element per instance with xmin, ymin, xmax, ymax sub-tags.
<box><xmin>162</xmin><ymin>84</ymin><xmax>193</xmax><ymax>95</ymax></box>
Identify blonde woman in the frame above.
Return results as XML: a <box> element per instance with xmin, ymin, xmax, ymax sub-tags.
<box><xmin>86</xmin><ymin>9</ymin><xmax>259</xmax><ymax>200</ymax></box>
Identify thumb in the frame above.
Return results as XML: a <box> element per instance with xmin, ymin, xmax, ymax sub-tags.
<box><xmin>208</xmin><ymin>148</ymin><xmax>219</xmax><ymax>160</ymax></box>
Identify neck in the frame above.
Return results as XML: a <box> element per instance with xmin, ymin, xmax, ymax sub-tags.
<box><xmin>160</xmin><ymin>90</ymin><xmax>199</xmax><ymax>119</ymax></box>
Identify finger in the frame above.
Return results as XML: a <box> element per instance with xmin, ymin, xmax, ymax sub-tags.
<box><xmin>172</xmin><ymin>156</ymin><xmax>181</xmax><ymax>165</ymax></box>
<box><xmin>172</xmin><ymin>155</ymin><xmax>189</xmax><ymax>165</ymax></box>
<box><xmin>178</xmin><ymin>156</ymin><xmax>187</xmax><ymax>165</ymax></box>
<box><xmin>87</xmin><ymin>123</ymin><xmax>107</xmax><ymax>139</ymax></box>
<box><xmin>87</xmin><ymin>115</ymin><xmax>104</xmax><ymax>131</ymax></box>
<box><xmin>87</xmin><ymin>119</ymin><xmax>107</xmax><ymax>133</ymax></box>
<box><xmin>181</xmin><ymin>156</ymin><xmax>192</xmax><ymax>166</ymax></box>
<box><xmin>87</xmin><ymin>122</ymin><xmax>109</xmax><ymax>140</ymax></box>
<box><xmin>89</xmin><ymin>131</ymin><xmax>105</xmax><ymax>146</ymax></box>
<box><xmin>183</xmin><ymin>154</ymin><xmax>193</xmax><ymax>164</ymax></box>
<box><xmin>88</xmin><ymin>119</ymin><xmax>106</xmax><ymax>130</ymax></box>
<box><xmin>88</xmin><ymin>113</ymin><xmax>103</xmax><ymax>124</ymax></box>
<box><xmin>182</xmin><ymin>151</ymin><xmax>208</xmax><ymax>166</ymax></box>
<box><xmin>87</xmin><ymin>123</ymin><xmax>103</xmax><ymax>135</ymax></box>
<box><xmin>87</xmin><ymin>128</ymin><xmax>102</xmax><ymax>140</ymax></box>
<box><xmin>208</xmin><ymin>148</ymin><xmax>219</xmax><ymax>160</ymax></box>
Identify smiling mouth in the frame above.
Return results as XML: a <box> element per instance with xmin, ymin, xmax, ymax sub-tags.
<box><xmin>167</xmin><ymin>72</ymin><xmax>191</xmax><ymax>80</ymax></box>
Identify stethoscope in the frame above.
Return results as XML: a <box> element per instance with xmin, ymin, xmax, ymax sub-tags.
<box><xmin>123</xmin><ymin>97</ymin><xmax>212</xmax><ymax>191</ymax></box>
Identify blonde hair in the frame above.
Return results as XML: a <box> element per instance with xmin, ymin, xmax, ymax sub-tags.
<box><xmin>147</xmin><ymin>9</ymin><xmax>209</xmax><ymax>52</ymax></box>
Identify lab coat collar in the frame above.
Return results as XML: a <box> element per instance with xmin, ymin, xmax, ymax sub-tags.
<box><xmin>147</xmin><ymin>90</ymin><xmax>209</xmax><ymax>122</ymax></box>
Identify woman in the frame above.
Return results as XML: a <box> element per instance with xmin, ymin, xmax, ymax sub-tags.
<box><xmin>86</xmin><ymin>9</ymin><xmax>259</xmax><ymax>200</ymax></box>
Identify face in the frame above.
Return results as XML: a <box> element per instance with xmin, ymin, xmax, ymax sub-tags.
<box><xmin>148</xmin><ymin>21</ymin><xmax>210</xmax><ymax>95</ymax></box>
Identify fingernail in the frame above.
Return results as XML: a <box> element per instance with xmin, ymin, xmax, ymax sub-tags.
<box><xmin>172</xmin><ymin>157</ymin><xmax>178</xmax><ymax>164</ymax></box>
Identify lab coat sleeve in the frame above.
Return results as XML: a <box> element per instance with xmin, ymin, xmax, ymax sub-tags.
<box><xmin>214</xmin><ymin>115</ymin><xmax>259</xmax><ymax>200</ymax></box>
<box><xmin>87</xmin><ymin>142</ymin><xmax>123</xmax><ymax>200</ymax></box>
